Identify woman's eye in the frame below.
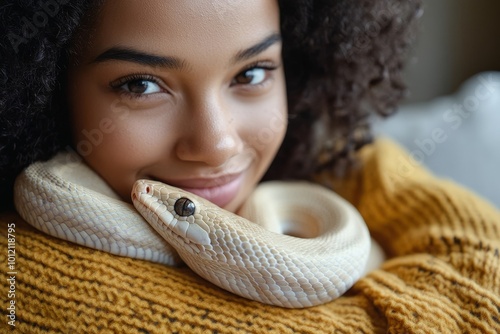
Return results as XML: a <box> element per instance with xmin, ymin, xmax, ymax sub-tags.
<box><xmin>233</xmin><ymin>68</ymin><xmax>267</xmax><ymax>86</ymax></box>
<box><xmin>120</xmin><ymin>79</ymin><xmax>162</xmax><ymax>95</ymax></box>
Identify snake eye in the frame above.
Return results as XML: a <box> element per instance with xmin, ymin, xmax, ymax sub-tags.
<box><xmin>174</xmin><ymin>197</ymin><xmax>196</xmax><ymax>216</ymax></box>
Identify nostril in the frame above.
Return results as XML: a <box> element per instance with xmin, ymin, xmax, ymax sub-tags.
<box><xmin>146</xmin><ymin>186</ymin><xmax>151</xmax><ymax>193</ymax></box>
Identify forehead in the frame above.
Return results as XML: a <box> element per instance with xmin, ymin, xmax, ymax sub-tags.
<box><xmin>83</xmin><ymin>0</ymin><xmax>281</xmax><ymax>63</ymax></box>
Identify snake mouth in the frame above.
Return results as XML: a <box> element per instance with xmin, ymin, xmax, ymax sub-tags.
<box><xmin>132</xmin><ymin>181</ymin><xmax>211</xmax><ymax>248</ymax></box>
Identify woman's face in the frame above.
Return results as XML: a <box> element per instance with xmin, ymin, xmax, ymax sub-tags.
<box><xmin>68</xmin><ymin>0</ymin><xmax>287</xmax><ymax>213</ymax></box>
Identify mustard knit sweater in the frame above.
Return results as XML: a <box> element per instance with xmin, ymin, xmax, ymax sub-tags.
<box><xmin>1</xmin><ymin>139</ymin><xmax>499</xmax><ymax>333</ymax></box>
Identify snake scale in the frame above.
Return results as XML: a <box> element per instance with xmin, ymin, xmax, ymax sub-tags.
<box><xmin>14</xmin><ymin>151</ymin><xmax>380</xmax><ymax>308</ymax></box>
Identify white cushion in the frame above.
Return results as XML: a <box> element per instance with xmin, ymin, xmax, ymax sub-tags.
<box><xmin>373</xmin><ymin>72</ymin><xmax>500</xmax><ymax>208</ymax></box>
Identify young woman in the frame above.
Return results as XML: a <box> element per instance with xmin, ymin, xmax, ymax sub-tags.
<box><xmin>1</xmin><ymin>0</ymin><xmax>499</xmax><ymax>332</ymax></box>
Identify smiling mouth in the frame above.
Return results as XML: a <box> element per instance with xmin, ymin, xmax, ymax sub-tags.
<box><xmin>152</xmin><ymin>172</ymin><xmax>245</xmax><ymax>208</ymax></box>
<box><xmin>182</xmin><ymin>173</ymin><xmax>245</xmax><ymax>208</ymax></box>
<box><xmin>150</xmin><ymin>150</ymin><xmax>256</xmax><ymax>207</ymax></box>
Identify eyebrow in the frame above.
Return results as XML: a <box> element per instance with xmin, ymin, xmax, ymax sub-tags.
<box><xmin>232</xmin><ymin>33</ymin><xmax>282</xmax><ymax>64</ymax></box>
<box><xmin>90</xmin><ymin>33</ymin><xmax>282</xmax><ymax>69</ymax></box>
<box><xmin>91</xmin><ymin>47</ymin><xmax>185</xmax><ymax>69</ymax></box>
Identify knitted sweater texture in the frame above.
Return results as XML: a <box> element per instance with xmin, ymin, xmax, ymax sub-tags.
<box><xmin>1</xmin><ymin>139</ymin><xmax>499</xmax><ymax>333</ymax></box>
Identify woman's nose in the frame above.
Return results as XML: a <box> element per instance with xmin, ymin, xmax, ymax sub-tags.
<box><xmin>174</xmin><ymin>94</ymin><xmax>243</xmax><ymax>167</ymax></box>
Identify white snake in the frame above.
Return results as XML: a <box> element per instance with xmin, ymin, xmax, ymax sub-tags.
<box><xmin>14</xmin><ymin>151</ymin><xmax>382</xmax><ymax>308</ymax></box>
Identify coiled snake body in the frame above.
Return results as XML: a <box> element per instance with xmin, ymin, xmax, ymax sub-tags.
<box><xmin>14</xmin><ymin>152</ymin><xmax>379</xmax><ymax>308</ymax></box>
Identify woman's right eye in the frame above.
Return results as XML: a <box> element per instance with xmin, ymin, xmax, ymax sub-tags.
<box><xmin>110</xmin><ymin>75</ymin><xmax>165</xmax><ymax>98</ymax></box>
<box><xmin>121</xmin><ymin>79</ymin><xmax>162</xmax><ymax>95</ymax></box>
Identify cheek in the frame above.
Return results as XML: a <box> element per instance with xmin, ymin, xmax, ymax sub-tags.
<box><xmin>75</xmin><ymin>114</ymin><xmax>168</xmax><ymax>167</ymax></box>
<box><xmin>246</xmin><ymin>88</ymin><xmax>288</xmax><ymax>161</ymax></box>
<box><xmin>249</xmin><ymin>106</ymin><xmax>286</xmax><ymax>157</ymax></box>
<box><xmin>72</xmin><ymin>96</ymin><xmax>119</xmax><ymax>158</ymax></box>
<box><xmin>76</xmin><ymin>120</ymin><xmax>170</xmax><ymax>199</ymax></box>
<box><xmin>226</xmin><ymin>101</ymin><xmax>286</xmax><ymax>213</ymax></box>
<box><xmin>70</xmin><ymin>92</ymin><xmax>171</xmax><ymax>199</ymax></box>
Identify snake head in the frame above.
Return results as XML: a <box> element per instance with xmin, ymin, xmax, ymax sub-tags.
<box><xmin>132</xmin><ymin>180</ymin><xmax>211</xmax><ymax>247</ymax></box>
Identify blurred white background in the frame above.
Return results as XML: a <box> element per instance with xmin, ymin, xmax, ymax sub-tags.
<box><xmin>374</xmin><ymin>0</ymin><xmax>500</xmax><ymax>208</ymax></box>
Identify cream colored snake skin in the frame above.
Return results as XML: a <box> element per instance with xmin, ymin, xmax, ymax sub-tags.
<box><xmin>14</xmin><ymin>151</ymin><xmax>382</xmax><ymax>308</ymax></box>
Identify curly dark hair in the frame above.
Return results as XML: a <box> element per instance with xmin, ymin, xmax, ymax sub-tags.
<box><xmin>0</xmin><ymin>0</ymin><xmax>422</xmax><ymax>210</ymax></box>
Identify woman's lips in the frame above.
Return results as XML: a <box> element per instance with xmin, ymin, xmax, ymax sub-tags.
<box><xmin>156</xmin><ymin>173</ymin><xmax>245</xmax><ymax>208</ymax></box>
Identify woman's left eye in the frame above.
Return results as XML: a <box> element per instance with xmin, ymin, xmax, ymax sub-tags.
<box><xmin>232</xmin><ymin>67</ymin><xmax>269</xmax><ymax>86</ymax></box>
